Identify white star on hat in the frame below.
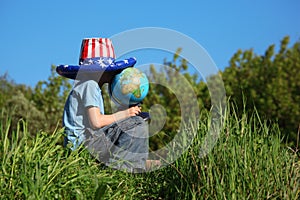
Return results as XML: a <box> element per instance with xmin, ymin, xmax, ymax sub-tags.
<box><xmin>98</xmin><ymin>58</ymin><xmax>107</xmax><ymax>68</ymax></box>
<box><xmin>107</xmin><ymin>58</ymin><xmax>114</xmax><ymax>65</ymax></box>
<box><xmin>88</xmin><ymin>59</ymin><xmax>93</xmax><ymax>64</ymax></box>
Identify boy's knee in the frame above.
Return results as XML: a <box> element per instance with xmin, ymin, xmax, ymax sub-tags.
<box><xmin>133</xmin><ymin>115</ymin><xmax>146</xmax><ymax>125</ymax></box>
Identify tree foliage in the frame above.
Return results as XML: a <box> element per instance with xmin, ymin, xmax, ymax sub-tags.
<box><xmin>222</xmin><ymin>36</ymin><xmax>300</xmax><ymax>144</ymax></box>
<box><xmin>0</xmin><ymin>74</ymin><xmax>39</xmax><ymax>136</ymax></box>
<box><xmin>141</xmin><ymin>48</ymin><xmax>208</xmax><ymax>151</ymax></box>
<box><xmin>32</xmin><ymin>65</ymin><xmax>72</xmax><ymax>131</ymax></box>
<box><xmin>0</xmin><ymin>36</ymin><xmax>299</xmax><ymax>148</ymax></box>
<box><xmin>0</xmin><ymin>66</ymin><xmax>71</xmax><ymax>136</ymax></box>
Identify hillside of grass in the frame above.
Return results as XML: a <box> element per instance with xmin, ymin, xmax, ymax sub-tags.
<box><xmin>1</xmin><ymin>105</ymin><xmax>299</xmax><ymax>199</ymax></box>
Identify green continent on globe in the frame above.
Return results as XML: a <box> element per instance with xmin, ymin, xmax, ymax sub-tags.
<box><xmin>120</xmin><ymin>68</ymin><xmax>144</xmax><ymax>98</ymax></box>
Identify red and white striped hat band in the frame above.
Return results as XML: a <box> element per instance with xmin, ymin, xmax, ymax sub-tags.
<box><xmin>79</xmin><ymin>38</ymin><xmax>116</xmax><ymax>64</ymax></box>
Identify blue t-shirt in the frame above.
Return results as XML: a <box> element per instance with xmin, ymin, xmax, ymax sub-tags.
<box><xmin>63</xmin><ymin>80</ymin><xmax>105</xmax><ymax>149</ymax></box>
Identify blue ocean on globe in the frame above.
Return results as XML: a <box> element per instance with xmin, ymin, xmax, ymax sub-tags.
<box><xmin>110</xmin><ymin>67</ymin><xmax>149</xmax><ymax>106</ymax></box>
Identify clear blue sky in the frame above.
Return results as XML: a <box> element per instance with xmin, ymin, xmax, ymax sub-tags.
<box><xmin>1</xmin><ymin>0</ymin><xmax>299</xmax><ymax>86</ymax></box>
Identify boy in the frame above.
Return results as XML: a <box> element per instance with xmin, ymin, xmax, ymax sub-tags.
<box><xmin>58</xmin><ymin>38</ymin><xmax>149</xmax><ymax>172</ymax></box>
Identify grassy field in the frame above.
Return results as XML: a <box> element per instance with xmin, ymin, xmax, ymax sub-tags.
<box><xmin>0</xmin><ymin>106</ymin><xmax>299</xmax><ymax>199</ymax></box>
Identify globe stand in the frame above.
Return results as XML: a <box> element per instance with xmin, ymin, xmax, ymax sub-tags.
<box><xmin>137</xmin><ymin>111</ymin><xmax>151</xmax><ymax>121</ymax></box>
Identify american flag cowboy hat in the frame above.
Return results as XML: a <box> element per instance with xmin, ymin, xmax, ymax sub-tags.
<box><xmin>56</xmin><ymin>38</ymin><xmax>136</xmax><ymax>80</ymax></box>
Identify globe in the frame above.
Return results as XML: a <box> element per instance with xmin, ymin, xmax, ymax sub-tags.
<box><xmin>109</xmin><ymin>67</ymin><xmax>149</xmax><ymax>106</ymax></box>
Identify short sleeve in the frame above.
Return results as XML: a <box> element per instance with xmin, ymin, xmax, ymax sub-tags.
<box><xmin>75</xmin><ymin>80</ymin><xmax>105</xmax><ymax>114</ymax></box>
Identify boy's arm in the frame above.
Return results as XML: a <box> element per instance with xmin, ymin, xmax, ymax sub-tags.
<box><xmin>87</xmin><ymin>106</ymin><xmax>141</xmax><ymax>129</ymax></box>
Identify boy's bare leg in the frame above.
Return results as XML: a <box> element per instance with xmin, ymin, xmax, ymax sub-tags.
<box><xmin>146</xmin><ymin>160</ymin><xmax>161</xmax><ymax>170</ymax></box>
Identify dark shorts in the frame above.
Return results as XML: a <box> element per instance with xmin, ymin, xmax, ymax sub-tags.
<box><xmin>83</xmin><ymin>116</ymin><xmax>149</xmax><ymax>172</ymax></box>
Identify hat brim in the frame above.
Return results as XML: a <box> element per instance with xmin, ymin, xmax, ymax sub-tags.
<box><xmin>56</xmin><ymin>57</ymin><xmax>137</xmax><ymax>80</ymax></box>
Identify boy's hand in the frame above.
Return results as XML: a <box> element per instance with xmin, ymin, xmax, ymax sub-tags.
<box><xmin>127</xmin><ymin>106</ymin><xmax>141</xmax><ymax>116</ymax></box>
<box><xmin>113</xmin><ymin>105</ymin><xmax>141</xmax><ymax>122</ymax></box>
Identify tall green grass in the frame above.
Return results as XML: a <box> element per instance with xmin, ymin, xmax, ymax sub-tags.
<box><xmin>162</xmin><ymin>106</ymin><xmax>299</xmax><ymax>199</ymax></box>
<box><xmin>0</xmin><ymin>104</ymin><xmax>299</xmax><ymax>199</ymax></box>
